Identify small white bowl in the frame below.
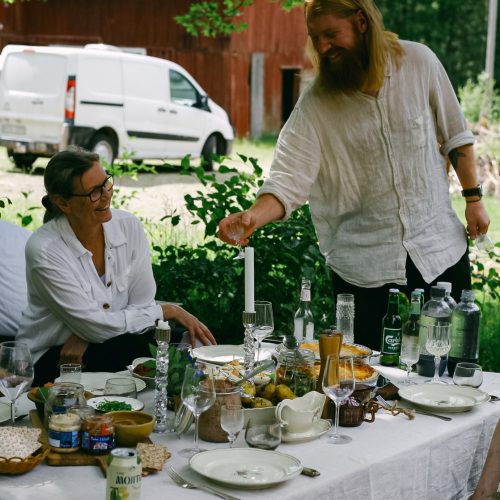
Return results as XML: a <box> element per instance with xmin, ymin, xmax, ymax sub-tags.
<box><xmin>127</xmin><ymin>357</ymin><xmax>155</xmax><ymax>388</ymax></box>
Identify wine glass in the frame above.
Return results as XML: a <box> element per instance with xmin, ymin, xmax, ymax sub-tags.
<box><xmin>400</xmin><ymin>334</ymin><xmax>420</xmax><ymax>384</ymax></box>
<box><xmin>453</xmin><ymin>362</ymin><xmax>483</xmax><ymax>388</ymax></box>
<box><xmin>322</xmin><ymin>355</ymin><xmax>355</xmax><ymax>444</ymax></box>
<box><xmin>220</xmin><ymin>402</ymin><xmax>244</xmax><ymax>448</ymax></box>
<box><xmin>104</xmin><ymin>377</ymin><xmax>138</xmax><ymax>399</ymax></box>
<box><xmin>0</xmin><ymin>341</ymin><xmax>34</xmax><ymax>423</ymax></box>
<box><xmin>424</xmin><ymin>323</ymin><xmax>451</xmax><ymax>384</ymax></box>
<box><xmin>179</xmin><ymin>363</ymin><xmax>215</xmax><ymax>458</ymax></box>
<box><xmin>227</xmin><ymin>220</ymin><xmax>245</xmax><ymax>260</ymax></box>
<box><xmin>254</xmin><ymin>301</ymin><xmax>274</xmax><ymax>363</ymax></box>
<box><xmin>244</xmin><ymin>417</ymin><xmax>282</xmax><ymax>450</ymax></box>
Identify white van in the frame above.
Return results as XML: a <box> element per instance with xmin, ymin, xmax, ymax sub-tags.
<box><xmin>0</xmin><ymin>44</ymin><xmax>234</xmax><ymax>170</ymax></box>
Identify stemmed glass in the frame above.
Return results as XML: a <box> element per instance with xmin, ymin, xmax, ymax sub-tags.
<box><xmin>227</xmin><ymin>220</ymin><xmax>245</xmax><ymax>260</ymax></box>
<box><xmin>179</xmin><ymin>363</ymin><xmax>215</xmax><ymax>458</ymax></box>
<box><xmin>400</xmin><ymin>334</ymin><xmax>420</xmax><ymax>384</ymax></box>
<box><xmin>322</xmin><ymin>355</ymin><xmax>355</xmax><ymax>445</ymax></box>
<box><xmin>220</xmin><ymin>403</ymin><xmax>244</xmax><ymax>448</ymax></box>
<box><xmin>453</xmin><ymin>362</ymin><xmax>483</xmax><ymax>388</ymax></box>
<box><xmin>424</xmin><ymin>323</ymin><xmax>451</xmax><ymax>384</ymax></box>
<box><xmin>254</xmin><ymin>301</ymin><xmax>274</xmax><ymax>363</ymax></box>
<box><xmin>0</xmin><ymin>341</ymin><xmax>34</xmax><ymax>423</ymax></box>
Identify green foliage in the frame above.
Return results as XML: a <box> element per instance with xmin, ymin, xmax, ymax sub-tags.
<box><xmin>478</xmin><ymin>298</ymin><xmax>500</xmax><ymax>372</ymax></box>
<box><xmin>458</xmin><ymin>73</ymin><xmax>500</xmax><ymax>124</ymax></box>
<box><xmin>153</xmin><ymin>155</ymin><xmax>333</xmax><ymax>342</ymax></box>
<box><xmin>0</xmin><ymin>197</ymin><xmax>12</xmax><ymax>217</ymax></box>
<box><xmin>470</xmin><ymin>242</ymin><xmax>500</xmax><ymax>303</ymax></box>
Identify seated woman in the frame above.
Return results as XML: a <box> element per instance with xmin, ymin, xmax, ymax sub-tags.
<box><xmin>17</xmin><ymin>148</ymin><xmax>216</xmax><ymax>386</ymax></box>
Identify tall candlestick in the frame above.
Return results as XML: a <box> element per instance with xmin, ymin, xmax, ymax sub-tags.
<box><xmin>244</xmin><ymin>246</ymin><xmax>255</xmax><ymax>313</ymax></box>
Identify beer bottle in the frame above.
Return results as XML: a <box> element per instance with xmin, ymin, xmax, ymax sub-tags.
<box><xmin>380</xmin><ymin>288</ymin><xmax>402</xmax><ymax>366</ymax></box>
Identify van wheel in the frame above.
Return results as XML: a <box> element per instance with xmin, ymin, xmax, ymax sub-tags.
<box><xmin>201</xmin><ymin>134</ymin><xmax>217</xmax><ymax>171</ymax></box>
<box><xmin>10</xmin><ymin>153</ymin><xmax>37</xmax><ymax>171</ymax></box>
<box><xmin>89</xmin><ymin>134</ymin><xmax>116</xmax><ymax>166</ymax></box>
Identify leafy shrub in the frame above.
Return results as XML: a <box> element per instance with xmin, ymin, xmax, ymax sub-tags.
<box><xmin>458</xmin><ymin>73</ymin><xmax>500</xmax><ymax>124</ymax></box>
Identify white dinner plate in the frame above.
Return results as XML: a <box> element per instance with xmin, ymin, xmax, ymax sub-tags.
<box><xmin>399</xmin><ymin>384</ymin><xmax>490</xmax><ymax>413</ymax></box>
<box><xmin>192</xmin><ymin>345</ymin><xmax>273</xmax><ymax>365</ymax></box>
<box><xmin>189</xmin><ymin>448</ymin><xmax>302</xmax><ymax>489</ymax></box>
<box><xmin>55</xmin><ymin>372</ymin><xmax>146</xmax><ymax>396</ymax></box>
<box><xmin>281</xmin><ymin>419</ymin><xmax>331</xmax><ymax>443</ymax></box>
<box><xmin>0</xmin><ymin>400</ymin><xmax>14</xmax><ymax>423</ymax></box>
<box><xmin>86</xmin><ymin>396</ymin><xmax>144</xmax><ymax>412</ymax></box>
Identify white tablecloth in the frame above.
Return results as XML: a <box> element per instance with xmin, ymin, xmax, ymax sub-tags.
<box><xmin>1</xmin><ymin>370</ymin><xmax>499</xmax><ymax>500</ymax></box>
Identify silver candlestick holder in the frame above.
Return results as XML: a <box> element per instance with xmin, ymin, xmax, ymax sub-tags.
<box><xmin>242</xmin><ymin>311</ymin><xmax>256</xmax><ymax>374</ymax></box>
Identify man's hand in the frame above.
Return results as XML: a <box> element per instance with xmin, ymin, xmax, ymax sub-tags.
<box><xmin>217</xmin><ymin>211</ymin><xmax>257</xmax><ymax>246</ymax></box>
<box><xmin>465</xmin><ymin>200</ymin><xmax>490</xmax><ymax>240</ymax></box>
<box><xmin>161</xmin><ymin>304</ymin><xmax>216</xmax><ymax>347</ymax></box>
<box><xmin>59</xmin><ymin>334</ymin><xmax>89</xmax><ymax>365</ymax></box>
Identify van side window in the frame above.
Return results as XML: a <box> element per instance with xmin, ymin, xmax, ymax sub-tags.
<box><xmin>169</xmin><ymin>70</ymin><xmax>198</xmax><ymax>107</ymax></box>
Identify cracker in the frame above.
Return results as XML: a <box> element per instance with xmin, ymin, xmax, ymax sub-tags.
<box><xmin>0</xmin><ymin>426</ymin><xmax>42</xmax><ymax>459</ymax></box>
<box><xmin>136</xmin><ymin>443</ymin><xmax>171</xmax><ymax>473</ymax></box>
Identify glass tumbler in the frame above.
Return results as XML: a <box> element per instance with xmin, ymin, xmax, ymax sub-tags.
<box><xmin>336</xmin><ymin>294</ymin><xmax>355</xmax><ymax>344</ymax></box>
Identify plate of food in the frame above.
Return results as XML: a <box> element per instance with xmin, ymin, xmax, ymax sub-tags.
<box><xmin>300</xmin><ymin>342</ymin><xmax>374</xmax><ymax>363</ymax></box>
<box><xmin>128</xmin><ymin>357</ymin><xmax>155</xmax><ymax>388</ymax></box>
<box><xmin>55</xmin><ymin>373</ymin><xmax>147</xmax><ymax>395</ymax></box>
<box><xmin>192</xmin><ymin>345</ymin><xmax>273</xmax><ymax>365</ymax></box>
<box><xmin>398</xmin><ymin>384</ymin><xmax>490</xmax><ymax>413</ymax></box>
<box><xmin>189</xmin><ymin>448</ymin><xmax>302</xmax><ymax>489</ymax></box>
<box><xmin>87</xmin><ymin>396</ymin><xmax>145</xmax><ymax>412</ymax></box>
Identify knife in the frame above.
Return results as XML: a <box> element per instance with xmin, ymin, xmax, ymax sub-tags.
<box><xmin>234</xmin><ymin>359</ymin><xmax>275</xmax><ymax>386</ymax></box>
<box><xmin>301</xmin><ymin>467</ymin><xmax>320</xmax><ymax>477</ymax></box>
<box><xmin>414</xmin><ymin>408</ymin><xmax>452</xmax><ymax>421</ymax></box>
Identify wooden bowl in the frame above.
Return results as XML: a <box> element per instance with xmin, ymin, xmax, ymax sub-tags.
<box><xmin>107</xmin><ymin>411</ymin><xmax>155</xmax><ymax>446</ymax></box>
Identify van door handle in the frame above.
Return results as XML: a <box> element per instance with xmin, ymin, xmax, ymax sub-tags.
<box><xmin>169</xmin><ymin>110</ymin><xmax>178</xmax><ymax>115</ymax></box>
<box><xmin>157</xmin><ymin>107</ymin><xmax>166</xmax><ymax>113</ymax></box>
<box><xmin>32</xmin><ymin>99</ymin><xmax>43</xmax><ymax>105</ymax></box>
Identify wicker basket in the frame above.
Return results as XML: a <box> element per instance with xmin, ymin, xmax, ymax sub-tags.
<box><xmin>0</xmin><ymin>445</ymin><xmax>50</xmax><ymax>475</ymax></box>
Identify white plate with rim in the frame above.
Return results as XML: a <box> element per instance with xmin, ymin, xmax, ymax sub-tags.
<box><xmin>0</xmin><ymin>400</ymin><xmax>15</xmax><ymax>423</ymax></box>
<box><xmin>281</xmin><ymin>419</ymin><xmax>331</xmax><ymax>443</ymax></box>
<box><xmin>86</xmin><ymin>396</ymin><xmax>144</xmax><ymax>412</ymax></box>
<box><xmin>399</xmin><ymin>384</ymin><xmax>490</xmax><ymax>413</ymax></box>
<box><xmin>192</xmin><ymin>345</ymin><xmax>273</xmax><ymax>365</ymax></box>
<box><xmin>189</xmin><ymin>448</ymin><xmax>302</xmax><ymax>489</ymax></box>
<box><xmin>55</xmin><ymin>372</ymin><xmax>146</xmax><ymax>396</ymax></box>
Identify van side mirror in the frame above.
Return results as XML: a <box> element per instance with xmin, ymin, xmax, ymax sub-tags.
<box><xmin>195</xmin><ymin>94</ymin><xmax>210</xmax><ymax>112</ymax></box>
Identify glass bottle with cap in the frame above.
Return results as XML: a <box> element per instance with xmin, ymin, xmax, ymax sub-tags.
<box><xmin>436</xmin><ymin>281</ymin><xmax>457</xmax><ymax>310</ymax></box>
<box><xmin>154</xmin><ymin>319</ymin><xmax>171</xmax><ymax>433</ymax></box>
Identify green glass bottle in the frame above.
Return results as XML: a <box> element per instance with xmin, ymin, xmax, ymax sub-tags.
<box><xmin>380</xmin><ymin>288</ymin><xmax>402</xmax><ymax>366</ymax></box>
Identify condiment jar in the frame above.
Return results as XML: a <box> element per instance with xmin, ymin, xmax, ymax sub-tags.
<box><xmin>48</xmin><ymin>412</ymin><xmax>81</xmax><ymax>453</ymax></box>
<box><xmin>45</xmin><ymin>382</ymin><xmax>86</xmax><ymax>427</ymax></box>
<box><xmin>275</xmin><ymin>348</ymin><xmax>316</xmax><ymax>397</ymax></box>
<box><xmin>81</xmin><ymin>414</ymin><xmax>115</xmax><ymax>454</ymax></box>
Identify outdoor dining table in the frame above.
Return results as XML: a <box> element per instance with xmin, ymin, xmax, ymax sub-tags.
<box><xmin>1</xmin><ymin>367</ymin><xmax>499</xmax><ymax>500</ymax></box>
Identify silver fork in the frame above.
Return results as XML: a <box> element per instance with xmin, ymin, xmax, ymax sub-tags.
<box><xmin>168</xmin><ymin>467</ymin><xmax>241</xmax><ymax>500</ymax></box>
<box><xmin>376</xmin><ymin>394</ymin><xmax>452</xmax><ymax>421</ymax></box>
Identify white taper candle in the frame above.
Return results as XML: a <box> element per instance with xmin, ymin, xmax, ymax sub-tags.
<box><xmin>244</xmin><ymin>246</ymin><xmax>255</xmax><ymax>313</ymax></box>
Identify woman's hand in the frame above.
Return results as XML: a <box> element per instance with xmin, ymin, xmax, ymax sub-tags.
<box><xmin>59</xmin><ymin>334</ymin><xmax>89</xmax><ymax>365</ymax></box>
<box><xmin>161</xmin><ymin>304</ymin><xmax>216</xmax><ymax>347</ymax></box>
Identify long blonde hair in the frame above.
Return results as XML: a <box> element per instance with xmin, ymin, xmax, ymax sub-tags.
<box><xmin>304</xmin><ymin>0</ymin><xmax>404</xmax><ymax>91</ymax></box>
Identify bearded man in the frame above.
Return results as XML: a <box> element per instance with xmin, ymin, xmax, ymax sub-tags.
<box><xmin>218</xmin><ymin>0</ymin><xmax>490</xmax><ymax>350</ymax></box>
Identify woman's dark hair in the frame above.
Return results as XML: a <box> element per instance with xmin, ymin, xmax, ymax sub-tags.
<box><xmin>42</xmin><ymin>147</ymin><xmax>100</xmax><ymax>223</ymax></box>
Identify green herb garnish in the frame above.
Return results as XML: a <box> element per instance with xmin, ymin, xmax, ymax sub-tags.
<box><xmin>96</xmin><ymin>400</ymin><xmax>133</xmax><ymax>412</ymax></box>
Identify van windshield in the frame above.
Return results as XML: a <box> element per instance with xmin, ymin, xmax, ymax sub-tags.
<box><xmin>4</xmin><ymin>52</ymin><xmax>66</xmax><ymax>94</ymax></box>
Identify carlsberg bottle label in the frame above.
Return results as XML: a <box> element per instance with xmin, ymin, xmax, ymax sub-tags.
<box><xmin>382</xmin><ymin>328</ymin><xmax>401</xmax><ymax>355</ymax></box>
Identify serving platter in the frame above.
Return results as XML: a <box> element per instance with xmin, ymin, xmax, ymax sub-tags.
<box><xmin>189</xmin><ymin>448</ymin><xmax>302</xmax><ymax>489</ymax></box>
<box><xmin>86</xmin><ymin>396</ymin><xmax>144</xmax><ymax>412</ymax></box>
<box><xmin>55</xmin><ymin>372</ymin><xmax>146</xmax><ymax>395</ymax></box>
<box><xmin>192</xmin><ymin>345</ymin><xmax>273</xmax><ymax>365</ymax></box>
<box><xmin>399</xmin><ymin>384</ymin><xmax>490</xmax><ymax>413</ymax></box>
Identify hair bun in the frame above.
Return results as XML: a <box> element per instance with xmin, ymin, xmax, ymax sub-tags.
<box><xmin>41</xmin><ymin>195</ymin><xmax>52</xmax><ymax>210</ymax></box>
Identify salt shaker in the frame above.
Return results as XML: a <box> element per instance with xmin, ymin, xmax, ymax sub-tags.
<box><xmin>153</xmin><ymin>320</ymin><xmax>171</xmax><ymax>433</ymax></box>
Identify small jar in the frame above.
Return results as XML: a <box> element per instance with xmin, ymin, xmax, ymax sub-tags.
<box><xmin>275</xmin><ymin>348</ymin><xmax>316</xmax><ymax>397</ymax></box>
<box><xmin>48</xmin><ymin>412</ymin><xmax>81</xmax><ymax>453</ymax></box>
<box><xmin>81</xmin><ymin>414</ymin><xmax>115</xmax><ymax>455</ymax></box>
<box><xmin>45</xmin><ymin>382</ymin><xmax>86</xmax><ymax>428</ymax></box>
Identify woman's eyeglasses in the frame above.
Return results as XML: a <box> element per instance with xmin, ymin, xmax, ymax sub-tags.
<box><xmin>70</xmin><ymin>175</ymin><xmax>114</xmax><ymax>202</ymax></box>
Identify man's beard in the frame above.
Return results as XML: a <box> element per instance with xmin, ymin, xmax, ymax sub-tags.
<box><xmin>318</xmin><ymin>36</ymin><xmax>369</xmax><ymax>93</ymax></box>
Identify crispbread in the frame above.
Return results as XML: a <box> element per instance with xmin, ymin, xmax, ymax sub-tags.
<box><xmin>136</xmin><ymin>442</ymin><xmax>171</xmax><ymax>472</ymax></box>
<box><xmin>0</xmin><ymin>426</ymin><xmax>42</xmax><ymax>459</ymax></box>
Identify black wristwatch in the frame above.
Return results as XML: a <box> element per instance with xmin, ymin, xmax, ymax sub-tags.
<box><xmin>461</xmin><ymin>184</ymin><xmax>483</xmax><ymax>198</ymax></box>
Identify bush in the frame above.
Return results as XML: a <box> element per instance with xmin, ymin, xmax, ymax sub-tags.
<box><xmin>459</xmin><ymin>73</ymin><xmax>500</xmax><ymax>124</ymax></box>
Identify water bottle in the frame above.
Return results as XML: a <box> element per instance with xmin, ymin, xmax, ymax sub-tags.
<box><xmin>436</xmin><ymin>281</ymin><xmax>457</xmax><ymax>310</ymax></box>
<box><xmin>417</xmin><ymin>286</ymin><xmax>452</xmax><ymax>377</ymax></box>
<box><xmin>447</xmin><ymin>289</ymin><xmax>481</xmax><ymax>377</ymax></box>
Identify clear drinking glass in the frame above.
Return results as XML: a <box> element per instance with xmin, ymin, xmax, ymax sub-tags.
<box><xmin>424</xmin><ymin>323</ymin><xmax>451</xmax><ymax>384</ymax></box>
<box><xmin>335</xmin><ymin>294</ymin><xmax>355</xmax><ymax>344</ymax></box>
<box><xmin>453</xmin><ymin>362</ymin><xmax>483</xmax><ymax>388</ymax></box>
<box><xmin>104</xmin><ymin>377</ymin><xmax>138</xmax><ymax>398</ymax></box>
<box><xmin>179</xmin><ymin>363</ymin><xmax>215</xmax><ymax>458</ymax></box>
<box><xmin>59</xmin><ymin>363</ymin><xmax>82</xmax><ymax>383</ymax></box>
<box><xmin>220</xmin><ymin>403</ymin><xmax>244</xmax><ymax>448</ymax></box>
<box><xmin>475</xmin><ymin>233</ymin><xmax>494</xmax><ymax>254</ymax></box>
<box><xmin>244</xmin><ymin>417</ymin><xmax>282</xmax><ymax>450</ymax></box>
<box><xmin>227</xmin><ymin>220</ymin><xmax>245</xmax><ymax>260</ymax></box>
<box><xmin>0</xmin><ymin>341</ymin><xmax>34</xmax><ymax>423</ymax></box>
<box><xmin>322</xmin><ymin>355</ymin><xmax>355</xmax><ymax>444</ymax></box>
<box><xmin>254</xmin><ymin>301</ymin><xmax>274</xmax><ymax>363</ymax></box>
<box><xmin>400</xmin><ymin>335</ymin><xmax>420</xmax><ymax>384</ymax></box>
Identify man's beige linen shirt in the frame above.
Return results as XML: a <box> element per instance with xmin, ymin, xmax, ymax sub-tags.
<box><xmin>259</xmin><ymin>41</ymin><xmax>473</xmax><ymax>287</ymax></box>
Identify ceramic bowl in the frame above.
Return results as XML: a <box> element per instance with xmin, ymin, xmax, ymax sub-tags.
<box><xmin>127</xmin><ymin>357</ymin><xmax>155</xmax><ymax>388</ymax></box>
<box><xmin>107</xmin><ymin>411</ymin><xmax>155</xmax><ymax>446</ymax></box>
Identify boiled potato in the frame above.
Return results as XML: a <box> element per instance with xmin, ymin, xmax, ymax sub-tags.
<box><xmin>275</xmin><ymin>384</ymin><xmax>296</xmax><ymax>402</ymax></box>
<box><xmin>258</xmin><ymin>382</ymin><xmax>277</xmax><ymax>402</ymax></box>
<box><xmin>250</xmin><ymin>397</ymin><xmax>273</xmax><ymax>408</ymax></box>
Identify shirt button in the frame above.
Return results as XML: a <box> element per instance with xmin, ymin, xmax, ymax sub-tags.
<box><xmin>106</xmin><ymin>281</ymin><xmax>112</xmax><ymax>287</ymax></box>
<box><xmin>103</xmin><ymin>303</ymin><xmax>110</xmax><ymax>310</ymax></box>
